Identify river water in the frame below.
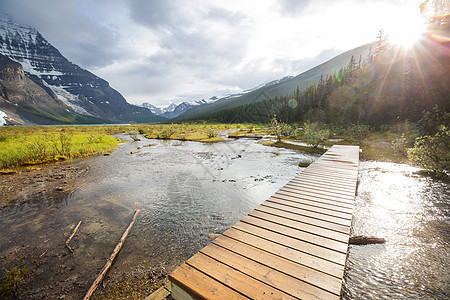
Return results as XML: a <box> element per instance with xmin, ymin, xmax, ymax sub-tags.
<box><xmin>1</xmin><ymin>135</ymin><xmax>448</xmax><ymax>299</ymax></box>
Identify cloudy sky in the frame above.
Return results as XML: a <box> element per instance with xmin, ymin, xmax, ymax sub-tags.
<box><xmin>0</xmin><ymin>0</ymin><xmax>422</xmax><ymax>107</ymax></box>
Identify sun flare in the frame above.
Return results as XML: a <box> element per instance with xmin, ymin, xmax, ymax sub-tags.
<box><xmin>384</xmin><ymin>7</ymin><xmax>427</xmax><ymax>47</ymax></box>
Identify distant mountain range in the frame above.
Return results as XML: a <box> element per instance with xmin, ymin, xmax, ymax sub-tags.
<box><xmin>141</xmin><ymin>98</ymin><xmax>217</xmax><ymax>119</ymax></box>
<box><xmin>0</xmin><ymin>13</ymin><xmax>164</xmax><ymax>125</ymax></box>
<box><xmin>172</xmin><ymin>43</ymin><xmax>375</xmax><ymax>121</ymax></box>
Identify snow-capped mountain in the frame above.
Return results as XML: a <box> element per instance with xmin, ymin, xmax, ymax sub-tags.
<box><xmin>0</xmin><ymin>14</ymin><xmax>163</xmax><ymax>124</ymax></box>
<box><xmin>141</xmin><ymin>97</ymin><xmax>218</xmax><ymax>119</ymax></box>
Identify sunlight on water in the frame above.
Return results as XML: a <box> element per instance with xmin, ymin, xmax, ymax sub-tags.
<box><xmin>343</xmin><ymin>161</ymin><xmax>450</xmax><ymax>299</ymax></box>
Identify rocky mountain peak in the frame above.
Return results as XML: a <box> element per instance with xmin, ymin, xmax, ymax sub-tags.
<box><xmin>0</xmin><ymin>14</ymin><xmax>163</xmax><ymax>124</ymax></box>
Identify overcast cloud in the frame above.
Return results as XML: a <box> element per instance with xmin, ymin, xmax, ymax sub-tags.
<box><xmin>0</xmin><ymin>0</ymin><xmax>420</xmax><ymax>106</ymax></box>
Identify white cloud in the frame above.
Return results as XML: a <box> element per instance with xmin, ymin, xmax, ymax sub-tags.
<box><xmin>0</xmin><ymin>0</ymin><xmax>423</xmax><ymax>107</ymax></box>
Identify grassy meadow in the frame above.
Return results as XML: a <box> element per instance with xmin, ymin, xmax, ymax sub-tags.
<box><xmin>0</xmin><ymin>123</ymin><xmax>253</xmax><ymax>169</ymax></box>
<box><xmin>0</xmin><ymin>126</ymin><xmax>122</xmax><ymax>169</ymax></box>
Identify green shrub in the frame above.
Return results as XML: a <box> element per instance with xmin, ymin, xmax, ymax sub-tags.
<box><xmin>408</xmin><ymin>126</ymin><xmax>449</xmax><ymax>177</ymax></box>
<box><xmin>302</xmin><ymin>122</ymin><xmax>330</xmax><ymax>148</ymax></box>
<box><xmin>346</xmin><ymin>123</ymin><xmax>370</xmax><ymax>144</ymax></box>
<box><xmin>0</xmin><ymin>265</ymin><xmax>28</xmax><ymax>296</ymax></box>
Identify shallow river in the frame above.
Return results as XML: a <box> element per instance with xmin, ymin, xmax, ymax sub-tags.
<box><xmin>1</xmin><ymin>136</ymin><xmax>449</xmax><ymax>299</ymax></box>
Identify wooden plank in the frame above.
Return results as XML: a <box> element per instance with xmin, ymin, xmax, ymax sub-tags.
<box><xmin>169</xmin><ymin>263</ymin><xmax>247</xmax><ymax>300</ymax></box>
<box><xmin>211</xmin><ymin>235</ymin><xmax>342</xmax><ymax>297</ymax></box>
<box><xmin>145</xmin><ymin>282</ymin><xmax>170</xmax><ymax>300</ymax></box>
<box><xmin>299</xmin><ymin>170</ymin><xmax>357</xmax><ymax>181</ymax></box>
<box><xmin>264</xmin><ymin>199</ymin><xmax>352</xmax><ymax>226</ymax></box>
<box><xmin>319</xmin><ymin>160</ymin><xmax>357</xmax><ymax>166</ymax></box>
<box><xmin>274</xmin><ymin>190</ymin><xmax>354</xmax><ymax>213</ymax></box>
<box><xmin>289</xmin><ymin>178</ymin><xmax>355</xmax><ymax>194</ymax></box>
<box><xmin>293</xmin><ymin>175</ymin><xmax>356</xmax><ymax>188</ymax></box>
<box><xmin>283</xmin><ymin>183</ymin><xmax>356</xmax><ymax>201</ymax></box>
<box><xmin>292</xmin><ymin>176</ymin><xmax>356</xmax><ymax>189</ymax></box>
<box><xmin>255</xmin><ymin>205</ymin><xmax>350</xmax><ymax>235</ymax></box>
<box><xmin>233</xmin><ymin>221</ymin><xmax>347</xmax><ymax>265</ymax></box>
<box><xmin>300</xmin><ymin>168</ymin><xmax>358</xmax><ymax>177</ymax></box>
<box><xmin>222</xmin><ymin>227</ymin><xmax>345</xmax><ymax>279</ymax></box>
<box><xmin>186</xmin><ymin>252</ymin><xmax>295</xmax><ymax>299</ymax></box>
<box><xmin>269</xmin><ymin>195</ymin><xmax>353</xmax><ymax>220</ymax></box>
<box><xmin>287</xmin><ymin>179</ymin><xmax>356</xmax><ymax>196</ymax></box>
<box><xmin>240</xmin><ymin>216</ymin><xmax>348</xmax><ymax>253</ymax></box>
<box><xmin>279</xmin><ymin>186</ymin><xmax>354</xmax><ymax>206</ymax></box>
<box><xmin>249</xmin><ymin>209</ymin><xmax>349</xmax><ymax>242</ymax></box>
<box><xmin>308</xmin><ymin>164</ymin><xmax>357</xmax><ymax>172</ymax></box>
<box><xmin>202</xmin><ymin>243</ymin><xmax>340</xmax><ymax>300</ymax></box>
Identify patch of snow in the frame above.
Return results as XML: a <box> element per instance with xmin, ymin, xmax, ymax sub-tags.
<box><xmin>0</xmin><ymin>109</ymin><xmax>7</xmax><ymax>125</ymax></box>
<box><xmin>41</xmin><ymin>81</ymin><xmax>93</xmax><ymax>116</ymax></box>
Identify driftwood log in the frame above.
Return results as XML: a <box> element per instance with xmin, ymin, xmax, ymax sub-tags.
<box><xmin>65</xmin><ymin>220</ymin><xmax>82</xmax><ymax>253</ymax></box>
<box><xmin>130</xmin><ymin>147</ymin><xmax>142</xmax><ymax>154</ymax></box>
<box><xmin>349</xmin><ymin>236</ymin><xmax>386</xmax><ymax>245</ymax></box>
<box><xmin>83</xmin><ymin>209</ymin><xmax>141</xmax><ymax>300</ymax></box>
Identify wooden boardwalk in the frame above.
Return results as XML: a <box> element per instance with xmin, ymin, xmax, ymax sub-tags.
<box><xmin>169</xmin><ymin>145</ymin><xmax>360</xmax><ymax>299</ymax></box>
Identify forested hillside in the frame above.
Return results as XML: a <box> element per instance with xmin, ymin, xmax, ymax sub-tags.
<box><xmin>199</xmin><ymin>34</ymin><xmax>449</xmax><ymax>127</ymax></box>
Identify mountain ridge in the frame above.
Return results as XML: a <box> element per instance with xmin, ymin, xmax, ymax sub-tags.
<box><xmin>172</xmin><ymin>43</ymin><xmax>375</xmax><ymax>121</ymax></box>
<box><xmin>0</xmin><ymin>14</ymin><xmax>164</xmax><ymax>125</ymax></box>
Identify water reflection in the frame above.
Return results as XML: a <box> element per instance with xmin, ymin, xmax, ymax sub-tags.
<box><xmin>343</xmin><ymin>161</ymin><xmax>450</xmax><ymax>299</ymax></box>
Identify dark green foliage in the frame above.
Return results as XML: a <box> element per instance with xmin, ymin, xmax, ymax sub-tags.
<box><xmin>408</xmin><ymin>126</ymin><xmax>449</xmax><ymax>177</ymax></box>
<box><xmin>408</xmin><ymin>107</ymin><xmax>450</xmax><ymax>176</ymax></box>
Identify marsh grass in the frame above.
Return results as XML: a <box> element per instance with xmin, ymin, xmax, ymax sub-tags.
<box><xmin>0</xmin><ymin>126</ymin><xmax>122</xmax><ymax>168</ymax></box>
<box><xmin>0</xmin><ymin>123</ymin><xmax>260</xmax><ymax>169</ymax></box>
<box><xmin>144</xmin><ymin>123</ymin><xmax>256</xmax><ymax>142</ymax></box>
<box><xmin>0</xmin><ymin>265</ymin><xmax>28</xmax><ymax>297</ymax></box>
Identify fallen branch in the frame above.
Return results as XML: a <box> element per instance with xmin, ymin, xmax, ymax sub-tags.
<box><xmin>83</xmin><ymin>209</ymin><xmax>141</xmax><ymax>300</ymax></box>
<box><xmin>349</xmin><ymin>235</ymin><xmax>386</xmax><ymax>245</ymax></box>
<box><xmin>130</xmin><ymin>147</ymin><xmax>142</xmax><ymax>154</ymax></box>
<box><xmin>65</xmin><ymin>220</ymin><xmax>82</xmax><ymax>253</ymax></box>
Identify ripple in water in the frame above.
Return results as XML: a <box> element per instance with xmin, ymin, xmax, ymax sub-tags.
<box><xmin>343</xmin><ymin>161</ymin><xmax>450</xmax><ymax>299</ymax></box>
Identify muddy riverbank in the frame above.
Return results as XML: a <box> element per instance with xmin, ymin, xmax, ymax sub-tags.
<box><xmin>0</xmin><ymin>160</ymin><xmax>89</xmax><ymax>210</ymax></box>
